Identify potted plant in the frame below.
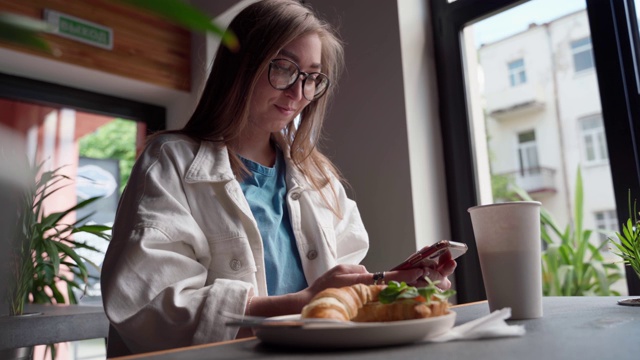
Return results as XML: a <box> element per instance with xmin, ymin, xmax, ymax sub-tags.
<box><xmin>6</xmin><ymin>162</ymin><xmax>111</xmax><ymax>358</ymax></box>
<box><xmin>512</xmin><ymin>167</ymin><xmax>623</xmax><ymax>296</ymax></box>
<box><xmin>609</xmin><ymin>192</ymin><xmax>640</xmax><ymax>306</ymax></box>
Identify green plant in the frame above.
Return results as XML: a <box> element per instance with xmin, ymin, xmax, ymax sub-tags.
<box><xmin>491</xmin><ymin>172</ymin><xmax>516</xmax><ymax>201</ymax></box>
<box><xmin>79</xmin><ymin>118</ymin><xmax>137</xmax><ymax>194</ymax></box>
<box><xmin>512</xmin><ymin>166</ymin><xmax>623</xmax><ymax>296</ymax></box>
<box><xmin>9</xmin><ymin>163</ymin><xmax>112</xmax><ymax>316</ymax></box>
<box><xmin>609</xmin><ymin>192</ymin><xmax>640</xmax><ymax>280</ymax></box>
<box><xmin>0</xmin><ymin>12</ymin><xmax>53</xmax><ymax>51</ymax></box>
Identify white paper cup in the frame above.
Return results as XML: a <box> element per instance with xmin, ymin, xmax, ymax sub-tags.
<box><xmin>468</xmin><ymin>201</ymin><xmax>543</xmax><ymax>319</ymax></box>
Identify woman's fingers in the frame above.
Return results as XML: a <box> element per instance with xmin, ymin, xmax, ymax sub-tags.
<box><xmin>309</xmin><ymin>256</ymin><xmax>458</xmax><ymax>297</ymax></box>
<box><xmin>376</xmin><ymin>268</ymin><xmax>425</xmax><ymax>285</ymax></box>
<box><xmin>436</xmin><ymin>251</ymin><xmax>457</xmax><ymax>276</ymax></box>
<box><xmin>422</xmin><ymin>266</ymin><xmax>452</xmax><ymax>290</ymax></box>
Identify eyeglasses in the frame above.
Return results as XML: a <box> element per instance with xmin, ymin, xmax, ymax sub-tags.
<box><xmin>268</xmin><ymin>58</ymin><xmax>330</xmax><ymax>101</ymax></box>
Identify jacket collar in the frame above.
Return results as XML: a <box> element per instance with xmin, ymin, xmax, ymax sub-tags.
<box><xmin>184</xmin><ymin>140</ymin><xmax>235</xmax><ymax>183</ymax></box>
<box><xmin>183</xmin><ymin>136</ymin><xmax>308</xmax><ymax>190</ymax></box>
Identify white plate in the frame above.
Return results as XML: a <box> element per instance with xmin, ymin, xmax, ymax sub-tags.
<box><xmin>254</xmin><ymin>311</ymin><xmax>456</xmax><ymax>349</ymax></box>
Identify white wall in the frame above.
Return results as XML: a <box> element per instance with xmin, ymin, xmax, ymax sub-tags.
<box><xmin>549</xmin><ymin>11</ymin><xmax>615</xmax><ymax>231</ymax></box>
<box><xmin>480</xmin><ymin>24</ymin><xmax>572</xmax><ymax>226</ymax></box>
<box><xmin>398</xmin><ymin>0</ymin><xmax>451</xmax><ymax>255</ymax></box>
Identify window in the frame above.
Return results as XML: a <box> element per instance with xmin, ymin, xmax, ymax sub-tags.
<box><xmin>0</xmin><ymin>76</ymin><xmax>163</xmax><ymax>305</ymax></box>
<box><xmin>508</xmin><ymin>58</ymin><xmax>526</xmax><ymax>86</ymax></box>
<box><xmin>0</xmin><ymin>73</ymin><xmax>165</xmax><ymax>359</ymax></box>
<box><xmin>595</xmin><ymin>210</ymin><xmax>618</xmax><ymax>250</ymax></box>
<box><xmin>433</xmin><ymin>0</ymin><xmax>640</xmax><ymax>299</ymax></box>
<box><xmin>571</xmin><ymin>37</ymin><xmax>595</xmax><ymax>72</ymax></box>
<box><xmin>517</xmin><ymin>130</ymin><xmax>539</xmax><ymax>175</ymax></box>
<box><xmin>580</xmin><ymin>115</ymin><xmax>608</xmax><ymax>163</ymax></box>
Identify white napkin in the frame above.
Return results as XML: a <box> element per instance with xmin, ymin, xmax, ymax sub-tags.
<box><xmin>425</xmin><ymin>308</ymin><xmax>526</xmax><ymax>342</ymax></box>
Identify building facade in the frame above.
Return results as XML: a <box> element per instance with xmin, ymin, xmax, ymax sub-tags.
<box><xmin>478</xmin><ymin>10</ymin><xmax>620</xmax><ymax>266</ymax></box>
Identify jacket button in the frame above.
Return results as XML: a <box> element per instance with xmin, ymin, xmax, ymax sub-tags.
<box><xmin>306</xmin><ymin>250</ymin><xmax>318</xmax><ymax>260</ymax></box>
<box><xmin>290</xmin><ymin>192</ymin><xmax>301</xmax><ymax>200</ymax></box>
<box><xmin>230</xmin><ymin>259</ymin><xmax>242</xmax><ymax>271</ymax></box>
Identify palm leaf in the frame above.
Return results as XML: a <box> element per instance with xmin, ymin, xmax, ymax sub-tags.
<box><xmin>609</xmin><ymin>191</ymin><xmax>640</xmax><ymax>279</ymax></box>
<box><xmin>10</xmin><ymin>162</ymin><xmax>112</xmax><ymax>314</ymax></box>
<box><xmin>518</xmin><ymin>166</ymin><xmax>624</xmax><ymax>296</ymax></box>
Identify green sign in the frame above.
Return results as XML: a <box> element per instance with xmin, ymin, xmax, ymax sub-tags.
<box><xmin>44</xmin><ymin>9</ymin><xmax>113</xmax><ymax>50</ymax></box>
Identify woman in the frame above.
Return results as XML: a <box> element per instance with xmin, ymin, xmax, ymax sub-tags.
<box><xmin>101</xmin><ymin>0</ymin><xmax>456</xmax><ymax>355</ymax></box>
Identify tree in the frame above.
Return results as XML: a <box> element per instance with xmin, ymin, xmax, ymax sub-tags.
<box><xmin>78</xmin><ymin>118</ymin><xmax>136</xmax><ymax>194</ymax></box>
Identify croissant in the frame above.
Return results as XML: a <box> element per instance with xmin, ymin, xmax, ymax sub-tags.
<box><xmin>300</xmin><ymin>284</ymin><xmax>384</xmax><ymax>321</ymax></box>
<box><xmin>301</xmin><ymin>284</ymin><xmax>449</xmax><ymax>322</ymax></box>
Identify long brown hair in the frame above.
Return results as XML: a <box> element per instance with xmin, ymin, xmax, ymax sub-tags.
<box><xmin>177</xmin><ymin>0</ymin><xmax>347</xmax><ymax>216</ymax></box>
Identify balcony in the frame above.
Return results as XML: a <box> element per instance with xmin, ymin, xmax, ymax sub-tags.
<box><xmin>485</xmin><ymin>83</ymin><xmax>546</xmax><ymax>120</ymax></box>
<box><xmin>501</xmin><ymin>167</ymin><xmax>557</xmax><ymax>196</ymax></box>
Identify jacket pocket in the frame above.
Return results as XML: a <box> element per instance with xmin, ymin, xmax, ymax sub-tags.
<box><xmin>205</xmin><ymin>233</ymin><xmax>257</xmax><ymax>280</ymax></box>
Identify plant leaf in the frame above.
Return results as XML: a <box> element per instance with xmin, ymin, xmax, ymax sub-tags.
<box><xmin>0</xmin><ymin>12</ymin><xmax>52</xmax><ymax>52</ymax></box>
<box><xmin>118</xmin><ymin>0</ymin><xmax>239</xmax><ymax>51</ymax></box>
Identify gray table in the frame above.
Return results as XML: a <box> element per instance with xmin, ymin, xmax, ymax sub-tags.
<box><xmin>0</xmin><ymin>303</ymin><xmax>109</xmax><ymax>350</ymax></box>
<box><xmin>114</xmin><ymin>296</ymin><xmax>640</xmax><ymax>360</ymax></box>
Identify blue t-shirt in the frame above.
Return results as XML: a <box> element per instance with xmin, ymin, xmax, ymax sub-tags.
<box><xmin>239</xmin><ymin>150</ymin><xmax>308</xmax><ymax>295</ymax></box>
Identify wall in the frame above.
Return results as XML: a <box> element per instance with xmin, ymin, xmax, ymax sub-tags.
<box><xmin>550</xmin><ymin>11</ymin><xmax>615</xmax><ymax>231</ymax></box>
<box><xmin>0</xmin><ymin>0</ymin><xmax>191</xmax><ymax>91</ymax></box>
<box><xmin>480</xmin><ymin>24</ymin><xmax>572</xmax><ymax>226</ymax></box>
<box><xmin>307</xmin><ymin>0</ymin><xmax>448</xmax><ymax>271</ymax></box>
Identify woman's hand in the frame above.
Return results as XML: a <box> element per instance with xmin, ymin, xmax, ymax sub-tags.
<box><xmin>301</xmin><ymin>264</ymin><xmax>426</xmax><ymax>304</ymax></box>
<box><xmin>383</xmin><ymin>251</ymin><xmax>457</xmax><ymax>290</ymax></box>
<box><xmin>305</xmin><ymin>253</ymin><xmax>457</xmax><ymax>299</ymax></box>
<box><xmin>302</xmin><ymin>264</ymin><xmax>372</xmax><ymax>301</ymax></box>
<box><xmin>418</xmin><ymin>250</ymin><xmax>457</xmax><ymax>290</ymax></box>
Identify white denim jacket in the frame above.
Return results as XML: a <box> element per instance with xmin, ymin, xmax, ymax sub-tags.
<box><xmin>101</xmin><ymin>134</ymin><xmax>369</xmax><ymax>354</ymax></box>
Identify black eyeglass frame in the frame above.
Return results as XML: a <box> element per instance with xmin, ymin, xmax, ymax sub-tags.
<box><xmin>268</xmin><ymin>58</ymin><xmax>331</xmax><ymax>101</ymax></box>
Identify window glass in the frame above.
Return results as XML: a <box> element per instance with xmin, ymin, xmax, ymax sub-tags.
<box><xmin>518</xmin><ymin>129</ymin><xmax>536</xmax><ymax>143</ymax></box>
<box><xmin>595</xmin><ymin>209</ymin><xmax>618</xmax><ymax>250</ymax></box>
<box><xmin>463</xmin><ymin>0</ymin><xmax>626</xmax><ymax>294</ymax></box>
<box><xmin>580</xmin><ymin>115</ymin><xmax>608</xmax><ymax>163</ymax></box>
<box><xmin>508</xmin><ymin>58</ymin><xmax>527</xmax><ymax>86</ymax></box>
<box><xmin>571</xmin><ymin>37</ymin><xmax>595</xmax><ymax>72</ymax></box>
<box><xmin>0</xmin><ymin>97</ymin><xmax>144</xmax><ymax>305</ymax></box>
<box><xmin>518</xmin><ymin>130</ymin><xmax>539</xmax><ymax>175</ymax></box>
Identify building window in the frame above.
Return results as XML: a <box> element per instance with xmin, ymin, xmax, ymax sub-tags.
<box><xmin>595</xmin><ymin>210</ymin><xmax>618</xmax><ymax>250</ymax></box>
<box><xmin>517</xmin><ymin>130</ymin><xmax>539</xmax><ymax>175</ymax></box>
<box><xmin>508</xmin><ymin>58</ymin><xmax>526</xmax><ymax>86</ymax></box>
<box><xmin>571</xmin><ymin>37</ymin><xmax>595</xmax><ymax>72</ymax></box>
<box><xmin>580</xmin><ymin>115</ymin><xmax>608</xmax><ymax>163</ymax></box>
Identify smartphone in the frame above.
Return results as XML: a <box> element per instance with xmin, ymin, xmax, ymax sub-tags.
<box><xmin>390</xmin><ymin>240</ymin><xmax>468</xmax><ymax>271</ymax></box>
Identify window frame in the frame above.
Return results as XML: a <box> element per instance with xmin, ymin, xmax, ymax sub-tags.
<box><xmin>508</xmin><ymin>58</ymin><xmax>527</xmax><ymax>86</ymax></box>
<box><xmin>517</xmin><ymin>130</ymin><xmax>539</xmax><ymax>174</ymax></box>
<box><xmin>594</xmin><ymin>209</ymin><xmax>618</xmax><ymax>249</ymax></box>
<box><xmin>579</xmin><ymin>114</ymin><xmax>609</xmax><ymax>164</ymax></box>
<box><xmin>430</xmin><ymin>0</ymin><xmax>640</xmax><ymax>300</ymax></box>
<box><xmin>0</xmin><ymin>72</ymin><xmax>165</xmax><ymax>132</ymax></box>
